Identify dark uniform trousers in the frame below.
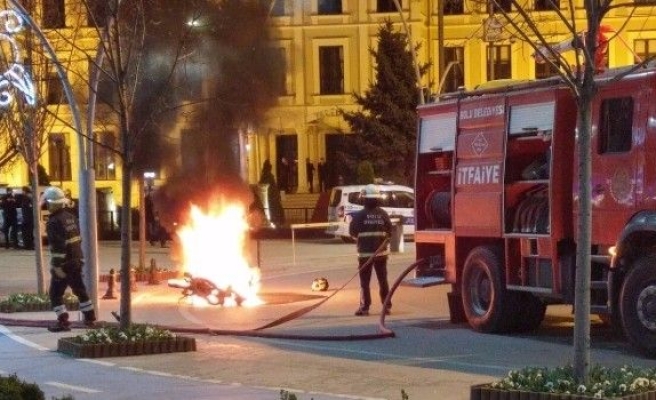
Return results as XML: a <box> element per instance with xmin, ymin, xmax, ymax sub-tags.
<box><xmin>358</xmin><ymin>255</ymin><xmax>390</xmax><ymax>311</ymax></box>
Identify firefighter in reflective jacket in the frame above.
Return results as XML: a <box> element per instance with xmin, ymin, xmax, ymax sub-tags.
<box><xmin>42</xmin><ymin>186</ymin><xmax>96</xmax><ymax>332</ymax></box>
<box><xmin>349</xmin><ymin>184</ymin><xmax>393</xmax><ymax>316</ymax></box>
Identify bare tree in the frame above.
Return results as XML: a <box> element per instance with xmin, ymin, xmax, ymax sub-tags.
<box><xmin>49</xmin><ymin>0</ymin><xmax>283</xmax><ymax>330</ymax></box>
<box><xmin>486</xmin><ymin>0</ymin><xmax>648</xmax><ymax>382</ymax></box>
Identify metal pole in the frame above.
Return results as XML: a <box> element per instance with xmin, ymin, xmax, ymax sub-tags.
<box><xmin>8</xmin><ymin>0</ymin><xmax>100</xmax><ymax>313</ymax></box>
<box><xmin>138</xmin><ymin>178</ymin><xmax>146</xmax><ymax>268</ymax></box>
<box><xmin>437</xmin><ymin>0</ymin><xmax>445</xmax><ymax>82</ymax></box>
<box><xmin>392</xmin><ymin>0</ymin><xmax>425</xmax><ymax>105</ymax></box>
<box><xmin>292</xmin><ymin>227</ymin><xmax>296</xmax><ymax>265</ymax></box>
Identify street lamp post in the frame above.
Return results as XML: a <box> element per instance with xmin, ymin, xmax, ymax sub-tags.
<box><xmin>7</xmin><ymin>0</ymin><xmax>101</xmax><ymax>313</ymax></box>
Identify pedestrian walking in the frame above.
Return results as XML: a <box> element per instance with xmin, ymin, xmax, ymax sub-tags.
<box><xmin>1</xmin><ymin>188</ymin><xmax>18</xmax><ymax>249</ymax></box>
<box><xmin>41</xmin><ymin>186</ymin><xmax>96</xmax><ymax>332</ymax></box>
<box><xmin>348</xmin><ymin>184</ymin><xmax>393</xmax><ymax>316</ymax></box>
<box><xmin>306</xmin><ymin>158</ymin><xmax>315</xmax><ymax>193</ymax></box>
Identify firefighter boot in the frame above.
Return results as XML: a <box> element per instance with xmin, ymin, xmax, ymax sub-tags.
<box><xmin>83</xmin><ymin>310</ymin><xmax>97</xmax><ymax>328</ymax></box>
<box><xmin>47</xmin><ymin>312</ymin><xmax>71</xmax><ymax>332</ymax></box>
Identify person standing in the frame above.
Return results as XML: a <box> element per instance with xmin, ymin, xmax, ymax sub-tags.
<box><xmin>306</xmin><ymin>158</ymin><xmax>315</xmax><ymax>193</ymax></box>
<box><xmin>18</xmin><ymin>186</ymin><xmax>34</xmax><ymax>250</ymax></box>
<box><xmin>317</xmin><ymin>158</ymin><xmax>326</xmax><ymax>192</ymax></box>
<box><xmin>349</xmin><ymin>184</ymin><xmax>393</xmax><ymax>316</ymax></box>
<box><xmin>42</xmin><ymin>186</ymin><xmax>96</xmax><ymax>332</ymax></box>
<box><xmin>1</xmin><ymin>188</ymin><xmax>18</xmax><ymax>249</ymax></box>
<box><xmin>279</xmin><ymin>157</ymin><xmax>290</xmax><ymax>194</ymax></box>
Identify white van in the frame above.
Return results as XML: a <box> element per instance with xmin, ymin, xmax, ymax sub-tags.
<box><xmin>326</xmin><ymin>184</ymin><xmax>415</xmax><ymax>242</ymax></box>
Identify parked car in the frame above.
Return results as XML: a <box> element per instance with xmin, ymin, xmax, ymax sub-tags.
<box><xmin>326</xmin><ymin>184</ymin><xmax>415</xmax><ymax>242</ymax></box>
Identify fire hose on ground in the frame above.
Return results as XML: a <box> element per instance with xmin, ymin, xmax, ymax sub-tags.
<box><xmin>0</xmin><ymin>241</ymin><xmax>428</xmax><ymax>342</ymax></box>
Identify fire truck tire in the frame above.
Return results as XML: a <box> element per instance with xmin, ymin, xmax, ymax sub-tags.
<box><xmin>462</xmin><ymin>246</ymin><xmax>515</xmax><ymax>333</ymax></box>
<box><xmin>425</xmin><ymin>191</ymin><xmax>451</xmax><ymax>228</ymax></box>
<box><xmin>620</xmin><ymin>256</ymin><xmax>656</xmax><ymax>357</ymax></box>
<box><xmin>512</xmin><ymin>292</ymin><xmax>546</xmax><ymax>332</ymax></box>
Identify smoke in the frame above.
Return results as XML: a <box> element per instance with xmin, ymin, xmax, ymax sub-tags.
<box><xmin>126</xmin><ymin>0</ymin><xmax>283</xmax><ymax>227</ymax></box>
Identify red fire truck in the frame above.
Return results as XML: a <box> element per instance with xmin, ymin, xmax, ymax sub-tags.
<box><xmin>414</xmin><ymin>65</ymin><xmax>656</xmax><ymax>356</ymax></box>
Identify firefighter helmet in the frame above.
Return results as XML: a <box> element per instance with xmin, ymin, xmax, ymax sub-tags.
<box><xmin>311</xmin><ymin>277</ymin><xmax>329</xmax><ymax>292</ymax></box>
<box><xmin>362</xmin><ymin>184</ymin><xmax>382</xmax><ymax>199</ymax></box>
<box><xmin>42</xmin><ymin>186</ymin><xmax>68</xmax><ymax>205</ymax></box>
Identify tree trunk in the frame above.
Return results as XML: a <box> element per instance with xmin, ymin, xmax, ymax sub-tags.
<box><xmin>573</xmin><ymin>87</ymin><xmax>594</xmax><ymax>384</ymax></box>
<box><xmin>119</xmin><ymin>159</ymin><xmax>132</xmax><ymax>331</ymax></box>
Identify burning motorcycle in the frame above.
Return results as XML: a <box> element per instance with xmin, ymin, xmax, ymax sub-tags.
<box><xmin>168</xmin><ymin>273</ymin><xmax>245</xmax><ymax>306</ymax></box>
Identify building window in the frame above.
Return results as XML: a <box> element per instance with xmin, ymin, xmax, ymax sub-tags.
<box><xmin>94</xmin><ymin>132</ymin><xmax>117</xmax><ymax>181</ymax></box>
<box><xmin>47</xmin><ymin>71</ymin><xmax>64</xmax><ymax>104</ymax></box>
<box><xmin>442</xmin><ymin>47</ymin><xmax>465</xmax><ymax>93</ymax></box>
<box><xmin>535</xmin><ymin>0</ymin><xmax>559</xmax><ymax>10</ymax></box>
<box><xmin>599</xmin><ymin>97</ymin><xmax>633</xmax><ymax>154</ymax></box>
<box><xmin>443</xmin><ymin>0</ymin><xmax>464</xmax><ymax>15</ymax></box>
<box><xmin>181</xmin><ymin>129</ymin><xmax>203</xmax><ymax>173</ymax></box>
<box><xmin>377</xmin><ymin>0</ymin><xmax>399</xmax><ymax>13</ymax></box>
<box><xmin>42</xmin><ymin>0</ymin><xmax>65</xmax><ymax>29</ymax></box>
<box><xmin>489</xmin><ymin>0</ymin><xmax>511</xmax><ymax>13</ymax></box>
<box><xmin>535</xmin><ymin>59</ymin><xmax>560</xmax><ymax>79</ymax></box>
<box><xmin>269</xmin><ymin>0</ymin><xmax>285</xmax><ymax>16</ymax></box>
<box><xmin>87</xmin><ymin>0</ymin><xmax>110</xmax><ymax>27</ymax></box>
<box><xmin>487</xmin><ymin>45</ymin><xmax>511</xmax><ymax>80</ymax></box>
<box><xmin>634</xmin><ymin>39</ymin><xmax>656</xmax><ymax>63</ymax></box>
<box><xmin>48</xmin><ymin>133</ymin><xmax>72</xmax><ymax>183</ymax></box>
<box><xmin>319</xmin><ymin>46</ymin><xmax>344</xmax><ymax>95</ymax></box>
<box><xmin>274</xmin><ymin>47</ymin><xmax>288</xmax><ymax>95</ymax></box>
<box><xmin>89</xmin><ymin>60</ymin><xmax>117</xmax><ymax>105</ymax></box>
<box><xmin>174</xmin><ymin>63</ymin><xmax>204</xmax><ymax>100</ymax></box>
<box><xmin>319</xmin><ymin>0</ymin><xmax>342</xmax><ymax>14</ymax></box>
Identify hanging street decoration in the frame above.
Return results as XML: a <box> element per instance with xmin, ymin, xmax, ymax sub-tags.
<box><xmin>0</xmin><ymin>9</ymin><xmax>36</xmax><ymax>107</ymax></box>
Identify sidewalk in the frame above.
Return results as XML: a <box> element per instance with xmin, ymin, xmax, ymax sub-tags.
<box><xmin>0</xmin><ymin>239</ymin><xmax>494</xmax><ymax>400</ymax></box>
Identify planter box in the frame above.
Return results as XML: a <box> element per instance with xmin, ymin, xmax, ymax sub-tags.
<box><xmin>471</xmin><ymin>384</ymin><xmax>656</xmax><ymax>400</ymax></box>
<box><xmin>57</xmin><ymin>336</ymin><xmax>196</xmax><ymax>359</ymax></box>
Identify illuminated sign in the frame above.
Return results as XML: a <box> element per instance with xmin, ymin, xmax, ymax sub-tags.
<box><xmin>0</xmin><ymin>9</ymin><xmax>36</xmax><ymax>107</ymax></box>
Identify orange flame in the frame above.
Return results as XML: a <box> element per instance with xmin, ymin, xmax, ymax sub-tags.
<box><xmin>177</xmin><ymin>202</ymin><xmax>261</xmax><ymax>306</ymax></box>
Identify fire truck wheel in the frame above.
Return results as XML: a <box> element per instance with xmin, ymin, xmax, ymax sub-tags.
<box><xmin>512</xmin><ymin>292</ymin><xmax>546</xmax><ymax>333</ymax></box>
<box><xmin>462</xmin><ymin>246</ymin><xmax>515</xmax><ymax>333</ymax></box>
<box><xmin>620</xmin><ymin>256</ymin><xmax>656</xmax><ymax>357</ymax></box>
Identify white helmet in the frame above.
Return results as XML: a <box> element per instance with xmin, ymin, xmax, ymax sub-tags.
<box><xmin>362</xmin><ymin>184</ymin><xmax>382</xmax><ymax>199</ymax></box>
<box><xmin>42</xmin><ymin>186</ymin><xmax>68</xmax><ymax>205</ymax></box>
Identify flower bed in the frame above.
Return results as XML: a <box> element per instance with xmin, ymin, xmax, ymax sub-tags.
<box><xmin>472</xmin><ymin>365</ymin><xmax>656</xmax><ymax>400</ymax></box>
<box><xmin>56</xmin><ymin>324</ymin><xmax>196</xmax><ymax>359</ymax></box>
<box><xmin>0</xmin><ymin>293</ymin><xmax>79</xmax><ymax>313</ymax></box>
<box><xmin>58</xmin><ymin>336</ymin><xmax>196</xmax><ymax>358</ymax></box>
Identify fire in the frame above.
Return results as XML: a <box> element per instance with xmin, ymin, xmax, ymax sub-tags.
<box><xmin>177</xmin><ymin>202</ymin><xmax>261</xmax><ymax>307</ymax></box>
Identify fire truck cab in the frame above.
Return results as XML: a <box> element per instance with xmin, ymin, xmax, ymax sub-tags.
<box><xmin>414</xmin><ymin>65</ymin><xmax>656</xmax><ymax>357</ymax></box>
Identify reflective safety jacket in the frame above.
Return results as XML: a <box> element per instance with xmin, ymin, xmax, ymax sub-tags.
<box><xmin>47</xmin><ymin>208</ymin><xmax>83</xmax><ymax>269</ymax></box>
<box><xmin>349</xmin><ymin>206</ymin><xmax>392</xmax><ymax>258</ymax></box>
